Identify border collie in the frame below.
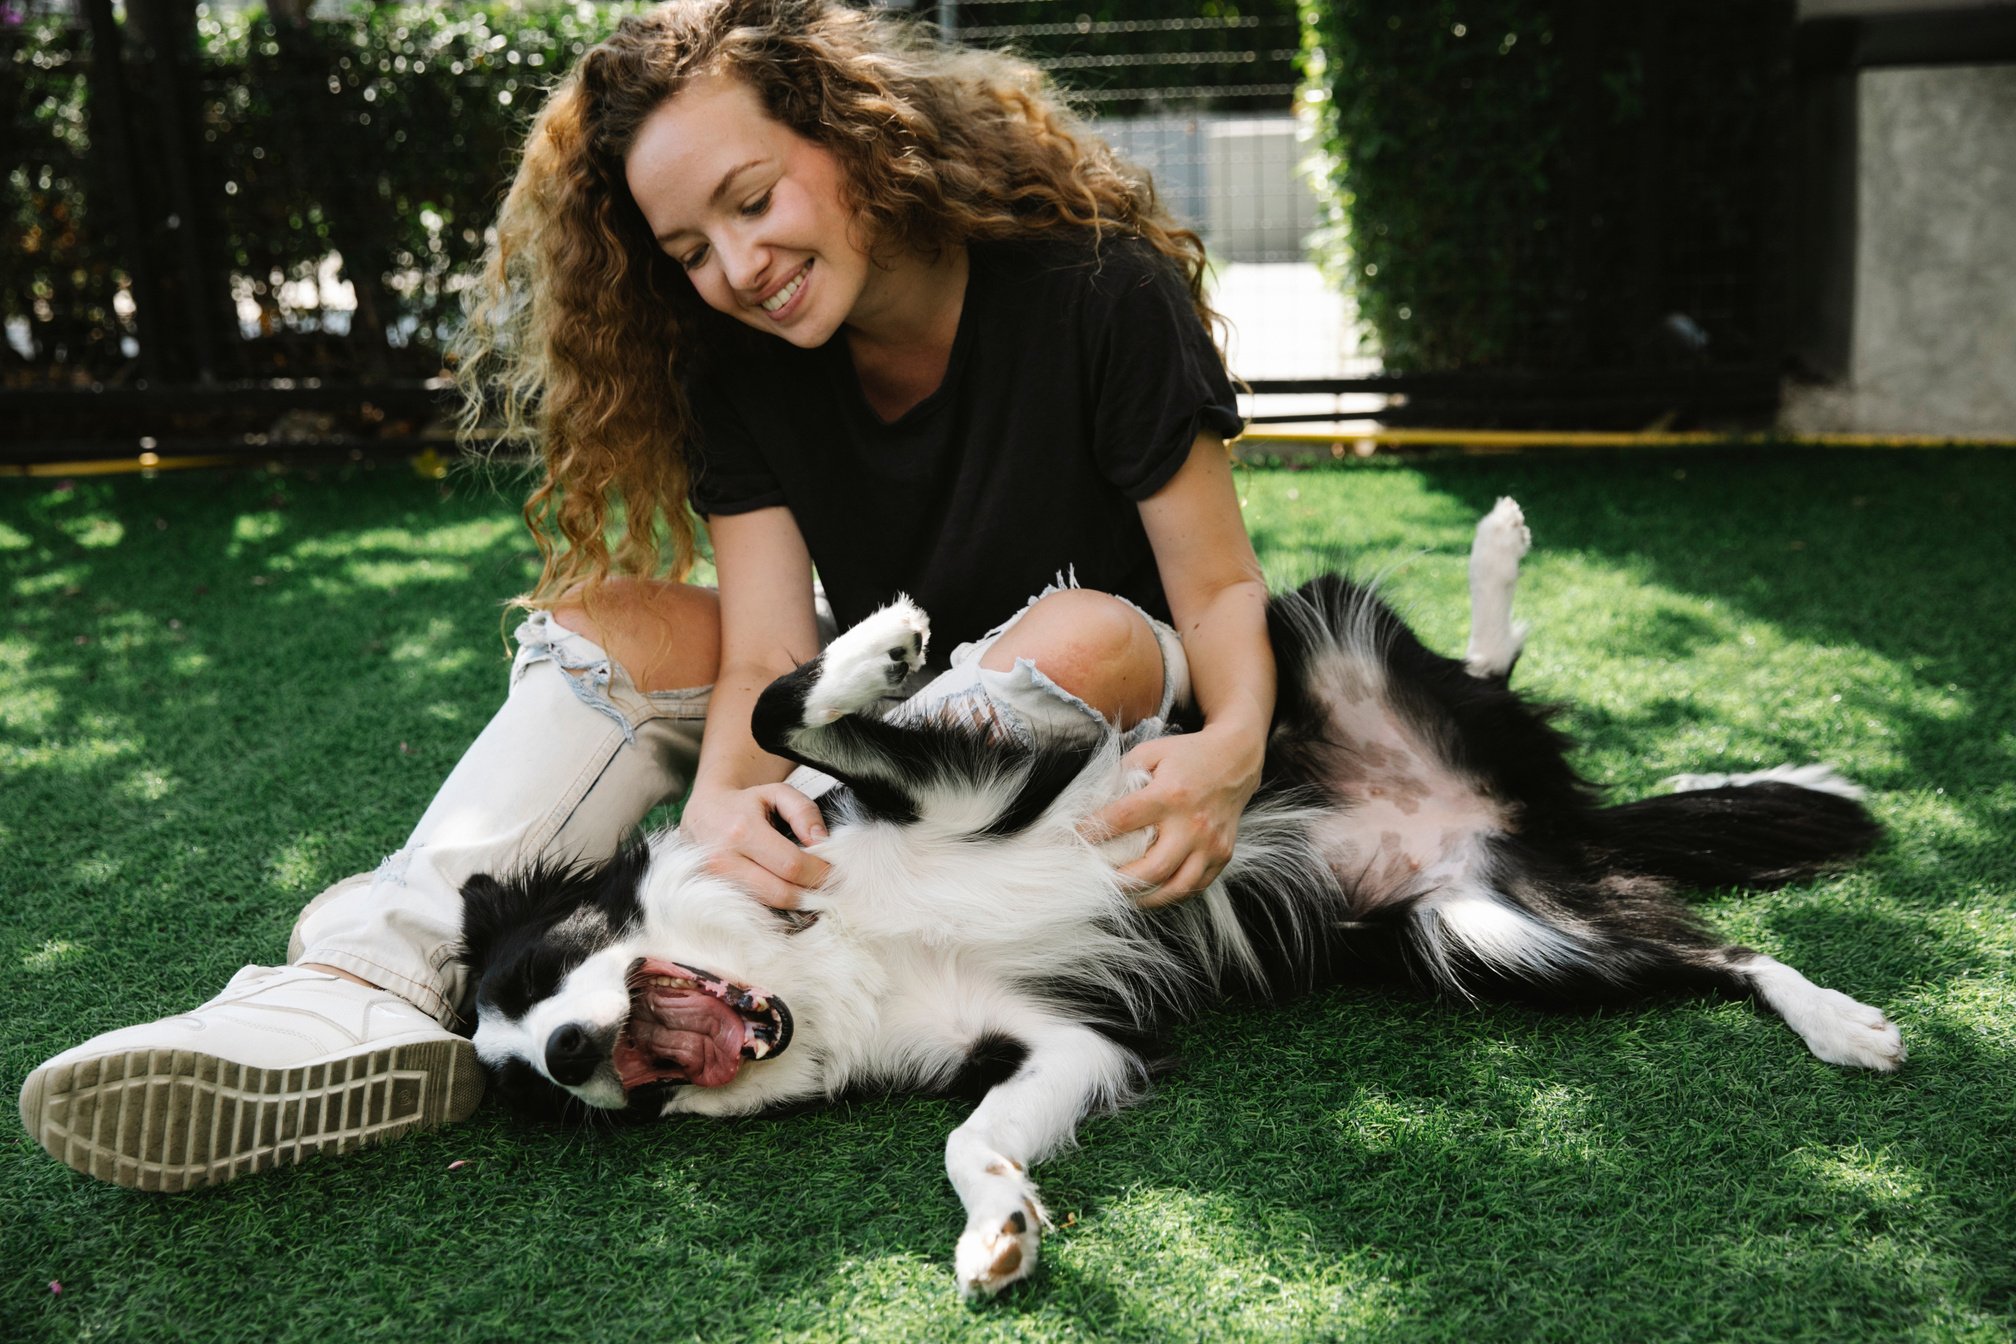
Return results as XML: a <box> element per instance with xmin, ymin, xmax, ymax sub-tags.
<box><xmin>458</xmin><ymin>499</ymin><xmax>1900</xmax><ymax>1298</ymax></box>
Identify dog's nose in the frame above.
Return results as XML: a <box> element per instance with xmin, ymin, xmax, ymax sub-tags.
<box><xmin>544</xmin><ymin>1022</ymin><xmax>608</xmax><ymax>1087</ymax></box>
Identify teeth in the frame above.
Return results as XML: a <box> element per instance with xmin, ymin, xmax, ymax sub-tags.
<box><xmin>760</xmin><ymin>264</ymin><xmax>808</xmax><ymax>313</ymax></box>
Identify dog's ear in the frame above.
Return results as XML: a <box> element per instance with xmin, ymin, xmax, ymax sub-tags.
<box><xmin>455</xmin><ymin>871</ymin><xmax>524</xmax><ymax>974</ymax></box>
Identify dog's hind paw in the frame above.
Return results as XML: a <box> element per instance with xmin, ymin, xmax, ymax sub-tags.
<box><xmin>1473</xmin><ymin>496</ymin><xmax>1532</xmax><ymax>570</ymax></box>
<box><xmin>956</xmin><ymin>1194</ymin><xmax>1047</xmax><ymax>1300</ymax></box>
<box><xmin>1745</xmin><ymin>954</ymin><xmax>1906</xmax><ymax>1072</ymax></box>
<box><xmin>1465</xmin><ymin>497</ymin><xmax>1532</xmax><ymax>679</ymax></box>
<box><xmin>803</xmin><ymin>598</ymin><xmax>930</xmax><ymax>724</ymax></box>
<box><xmin>1794</xmin><ymin>987</ymin><xmax>1906</xmax><ymax>1071</ymax></box>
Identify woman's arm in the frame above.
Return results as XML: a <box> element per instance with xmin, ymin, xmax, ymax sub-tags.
<box><xmin>1090</xmin><ymin>431</ymin><xmax>1274</xmax><ymax>905</ymax></box>
<box><xmin>679</xmin><ymin>505</ymin><xmax>833</xmax><ymax>908</ymax></box>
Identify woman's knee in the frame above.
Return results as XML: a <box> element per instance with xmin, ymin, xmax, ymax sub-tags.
<box><xmin>549</xmin><ymin>578</ymin><xmax>721</xmax><ymax>693</ymax></box>
<box><xmin>979</xmin><ymin>588</ymin><xmax>1164</xmax><ymax>727</ymax></box>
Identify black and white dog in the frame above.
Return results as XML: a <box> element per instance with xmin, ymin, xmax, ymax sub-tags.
<box><xmin>457</xmin><ymin>499</ymin><xmax>1900</xmax><ymax>1297</ymax></box>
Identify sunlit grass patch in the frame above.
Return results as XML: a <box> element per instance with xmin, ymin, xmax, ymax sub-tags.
<box><xmin>2</xmin><ymin>453</ymin><xmax>2011</xmax><ymax>1344</ymax></box>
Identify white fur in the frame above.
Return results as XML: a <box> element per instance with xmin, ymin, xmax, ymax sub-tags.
<box><xmin>471</xmin><ymin>938</ymin><xmax>635</xmax><ymax>1109</ymax></box>
<box><xmin>1740</xmin><ymin>954</ymin><xmax>1906</xmax><ymax>1071</ymax></box>
<box><xmin>1665</xmin><ymin>762</ymin><xmax>1867</xmax><ymax>801</ymax></box>
<box><xmin>1414</xmin><ymin>882</ymin><xmax>1593</xmax><ymax>990</ymax></box>
<box><xmin>481</xmin><ymin>495</ymin><xmax>1902</xmax><ymax>1299</ymax></box>
<box><xmin>1466</xmin><ymin>496</ymin><xmax>1531</xmax><ymax>678</ymax></box>
<box><xmin>511</xmin><ymin>724</ymin><xmax>1252</xmax><ymax>1290</ymax></box>
<box><xmin>802</xmin><ymin>597</ymin><xmax>928</xmax><ymax>725</ymax></box>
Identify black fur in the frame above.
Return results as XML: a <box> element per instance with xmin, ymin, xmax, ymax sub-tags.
<box><xmin>460</xmin><ymin>568</ymin><xmax>1887</xmax><ymax>1123</ymax></box>
<box><xmin>458</xmin><ymin>852</ymin><xmax>646</xmax><ymax>1040</ymax></box>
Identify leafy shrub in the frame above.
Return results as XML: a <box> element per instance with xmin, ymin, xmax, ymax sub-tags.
<box><xmin>3</xmin><ymin>0</ymin><xmax>1299</xmax><ymax>382</ymax></box>
<box><xmin>3</xmin><ymin>4</ymin><xmax>125</xmax><ymax>377</ymax></box>
<box><xmin>3</xmin><ymin>1</ymin><xmax>655</xmax><ymax>380</ymax></box>
<box><xmin>1298</xmin><ymin>0</ymin><xmax>1794</xmax><ymax>376</ymax></box>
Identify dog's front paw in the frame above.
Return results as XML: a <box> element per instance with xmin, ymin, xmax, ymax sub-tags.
<box><xmin>803</xmin><ymin>598</ymin><xmax>930</xmax><ymax>724</ymax></box>
<box><xmin>955</xmin><ymin>1193</ymin><xmax>1047</xmax><ymax>1300</ymax></box>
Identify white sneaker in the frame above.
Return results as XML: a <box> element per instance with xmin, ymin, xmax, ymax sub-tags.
<box><xmin>19</xmin><ymin>966</ymin><xmax>483</xmax><ymax>1192</ymax></box>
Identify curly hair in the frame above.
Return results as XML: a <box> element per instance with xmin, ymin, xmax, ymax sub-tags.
<box><xmin>454</xmin><ymin>0</ymin><xmax>1222</xmax><ymax>603</ymax></box>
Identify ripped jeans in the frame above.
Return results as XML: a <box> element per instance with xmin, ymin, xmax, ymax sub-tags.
<box><xmin>288</xmin><ymin>585</ymin><xmax>1189</xmax><ymax>1027</ymax></box>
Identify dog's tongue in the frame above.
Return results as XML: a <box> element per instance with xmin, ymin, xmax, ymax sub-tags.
<box><xmin>614</xmin><ymin>983</ymin><xmax>748</xmax><ymax>1089</ymax></box>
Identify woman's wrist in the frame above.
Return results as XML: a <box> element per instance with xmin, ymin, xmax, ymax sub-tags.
<box><xmin>1193</xmin><ymin>707</ymin><xmax>1269</xmax><ymax>769</ymax></box>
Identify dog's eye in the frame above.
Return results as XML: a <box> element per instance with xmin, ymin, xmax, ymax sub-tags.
<box><xmin>479</xmin><ymin>951</ymin><xmax>567</xmax><ymax>1022</ymax></box>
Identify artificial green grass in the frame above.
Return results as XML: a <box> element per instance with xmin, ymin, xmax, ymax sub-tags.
<box><xmin>4</xmin><ymin>449</ymin><xmax>2012</xmax><ymax>1343</ymax></box>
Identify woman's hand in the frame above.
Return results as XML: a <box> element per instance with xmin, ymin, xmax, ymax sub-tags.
<box><xmin>1086</xmin><ymin>722</ymin><xmax>1264</xmax><ymax>908</ymax></box>
<box><xmin>679</xmin><ymin>782</ymin><xmax>832</xmax><ymax>910</ymax></box>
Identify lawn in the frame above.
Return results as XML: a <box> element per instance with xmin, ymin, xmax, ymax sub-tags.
<box><xmin>3</xmin><ymin>448</ymin><xmax>2012</xmax><ymax>1343</ymax></box>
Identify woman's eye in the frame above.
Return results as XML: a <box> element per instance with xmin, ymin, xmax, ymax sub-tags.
<box><xmin>679</xmin><ymin>243</ymin><xmax>709</xmax><ymax>271</ymax></box>
<box><xmin>739</xmin><ymin>190</ymin><xmax>772</xmax><ymax>218</ymax></box>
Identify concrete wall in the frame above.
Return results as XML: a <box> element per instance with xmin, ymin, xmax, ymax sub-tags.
<box><xmin>1785</xmin><ymin>64</ymin><xmax>2016</xmax><ymax>436</ymax></box>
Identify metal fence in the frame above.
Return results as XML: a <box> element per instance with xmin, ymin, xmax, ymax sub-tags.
<box><xmin>5</xmin><ymin>0</ymin><xmax>1801</xmax><ymax>463</ymax></box>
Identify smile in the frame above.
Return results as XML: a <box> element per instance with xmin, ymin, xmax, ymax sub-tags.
<box><xmin>759</xmin><ymin>260</ymin><xmax>812</xmax><ymax>314</ymax></box>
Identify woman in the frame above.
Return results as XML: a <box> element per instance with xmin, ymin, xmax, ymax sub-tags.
<box><xmin>21</xmin><ymin>0</ymin><xmax>1272</xmax><ymax>1191</ymax></box>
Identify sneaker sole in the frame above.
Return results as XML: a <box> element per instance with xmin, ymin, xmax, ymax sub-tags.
<box><xmin>20</xmin><ymin>1040</ymin><xmax>484</xmax><ymax>1193</ymax></box>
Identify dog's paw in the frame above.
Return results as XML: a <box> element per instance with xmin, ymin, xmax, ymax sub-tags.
<box><xmin>1791</xmin><ymin>987</ymin><xmax>1907</xmax><ymax>1072</ymax></box>
<box><xmin>1465</xmin><ymin>497</ymin><xmax>1531</xmax><ymax>678</ymax></box>
<box><xmin>955</xmin><ymin>1193</ymin><xmax>1047</xmax><ymax>1300</ymax></box>
<box><xmin>803</xmin><ymin>598</ymin><xmax>929</xmax><ymax>725</ymax></box>
<box><xmin>1470</xmin><ymin>496</ymin><xmax>1531</xmax><ymax>583</ymax></box>
<box><xmin>1747</xmin><ymin>955</ymin><xmax>1906</xmax><ymax>1072</ymax></box>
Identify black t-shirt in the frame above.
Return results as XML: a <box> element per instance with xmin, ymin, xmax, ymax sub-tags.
<box><xmin>687</xmin><ymin>233</ymin><xmax>1243</xmax><ymax>664</ymax></box>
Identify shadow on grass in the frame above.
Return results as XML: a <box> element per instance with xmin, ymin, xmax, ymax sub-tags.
<box><xmin>0</xmin><ymin>466</ymin><xmax>538</xmax><ymax>1036</ymax></box>
<box><xmin>6</xmin><ymin>453</ymin><xmax>2014</xmax><ymax>1342</ymax></box>
<box><xmin>1402</xmin><ymin>448</ymin><xmax>2012</xmax><ymax>780</ymax></box>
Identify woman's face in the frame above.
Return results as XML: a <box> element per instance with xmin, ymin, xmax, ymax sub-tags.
<box><xmin>625</xmin><ymin>72</ymin><xmax>873</xmax><ymax>348</ymax></box>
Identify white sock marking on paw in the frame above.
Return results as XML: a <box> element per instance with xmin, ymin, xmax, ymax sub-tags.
<box><xmin>803</xmin><ymin>598</ymin><xmax>930</xmax><ymax>724</ymax></box>
<box><xmin>1745</xmin><ymin>954</ymin><xmax>1905</xmax><ymax>1071</ymax></box>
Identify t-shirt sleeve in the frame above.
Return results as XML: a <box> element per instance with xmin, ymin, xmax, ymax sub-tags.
<box><xmin>1088</xmin><ymin>245</ymin><xmax>1245</xmax><ymax>500</ymax></box>
<box><xmin>684</xmin><ymin>375</ymin><xmax>788</xmax><ymax>517</ymax></box>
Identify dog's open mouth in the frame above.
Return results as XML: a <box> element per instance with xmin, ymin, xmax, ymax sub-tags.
<box><xmin>613</xmin><ymin>958</ymin><xmax>793</xmax><ymax>1092</ymax></box>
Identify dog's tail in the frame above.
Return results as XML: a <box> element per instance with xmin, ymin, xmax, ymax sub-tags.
<box><xmin>1589</xmin><ymin>765</ymin><xmax>1880</xmax><ymax>890</ymax></box>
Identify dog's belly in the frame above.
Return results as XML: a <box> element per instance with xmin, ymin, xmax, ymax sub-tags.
<box><xmin>1303</xmin><ymin>651</ymin><xmax>1507</xmax><ymax>908</ymax></box>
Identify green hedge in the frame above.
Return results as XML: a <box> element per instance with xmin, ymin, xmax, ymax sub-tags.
<box><xmin>1297</xmin><ymin>0</ymin><xmax>1794</xmax><ymax>375</ymax></box>
<box><xmin>2</xmin><ymin>0</ymin><xmax>1296</xmax><ymax>382</ymax></box>
<box><xmin>201</xmin><ymin>2</ymin><xmax>659</xmax><ymax>363</ymax></box>
<box><xmin>3</xmin><ymin>6</ymin><xmax>116</xmax><ymax>376</ymax></box>
<box><xmin>3</xmin><ymin>2</ymin><xmax>652</xmax><ymax>380</ymax></box>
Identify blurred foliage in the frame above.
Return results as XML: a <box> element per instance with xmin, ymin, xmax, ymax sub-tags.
<box><xmin>2</xmin><ymin>0</ymin><xmax>1296</xmax><ymax>384</ymax></box>
<box><xmin>3</xmin><ymin>1</ymin><xmax>655</xmax><ymax>382</ymax></box>
<box><xmin>197</xmin><ymin>1</ymin><xmax>655</xmax><ymax>363</ymax></box>
<box><xmin>3</xmin><ymin>1</ymin><xmax>125</xmax><ymax>377</ymax></box>
<box><xmin>1297</xmin><ymin>0</ymin><xmax>1795</xmax><ymax>375</ymax></box>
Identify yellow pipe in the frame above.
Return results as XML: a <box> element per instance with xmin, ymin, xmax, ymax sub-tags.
<box><xmin>1</xmin><ymin>454</ymin><xmax>247</xmax><ymax>479</ymax></box>
<box><xmin>7</xmin><ymin>428</ymin><xmax>2009</xmax><ymax>482</ymax></box>
<box><xmin>1238</xmin><ymin>428</ymin><xmax>2016</xmax><ymax>450</ymax></box>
